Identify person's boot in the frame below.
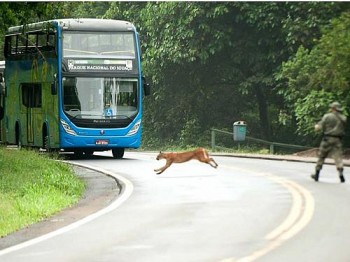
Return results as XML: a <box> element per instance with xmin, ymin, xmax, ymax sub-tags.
<box><xmin>311</xmin><ymin>170</ymin><xmax>320</xmax><ymax>182</ymax></box>
<box><xmin>338</xmin><ymin>168</ymin><xmax>345</xmax><ymax>183</ymax></box>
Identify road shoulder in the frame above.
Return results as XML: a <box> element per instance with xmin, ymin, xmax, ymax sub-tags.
<box><xmin>0</xmin><ymin>165</ymin><xmax>120</xmax><ymax>249</ymax></box>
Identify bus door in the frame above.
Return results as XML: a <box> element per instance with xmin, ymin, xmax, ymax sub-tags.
<box><xmin>0</xmin><ymin>73</ymin><xmax>4</xmax><ymax>142</ymax></box>
<box><xmin>21</xmin><ymin>83</ymin><xmax>42</xmax><ymax>144</ymax></box>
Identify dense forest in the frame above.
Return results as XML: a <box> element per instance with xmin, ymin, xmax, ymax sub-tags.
<box><xmin>1</xmin><ymin>2</ymin><xmax>350</xmax><ymax>150</ymax></box>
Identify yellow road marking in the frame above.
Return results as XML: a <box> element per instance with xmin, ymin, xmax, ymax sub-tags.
<box><xmin>219</xmin><ymin>166</ymin><xmax>315</xmax><ymax>262</ymax></box>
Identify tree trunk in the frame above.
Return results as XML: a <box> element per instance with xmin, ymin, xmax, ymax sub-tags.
<box><xmin>254</xmin><ymin>86</ymin><xmax>271</xmax><ymax>140</ymax></box>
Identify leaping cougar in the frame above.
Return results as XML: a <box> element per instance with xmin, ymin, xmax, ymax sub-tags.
<box><xmin>154</xmin><ymin>147</ymin><xmax>218</xmax><ymax>175</ymax></box>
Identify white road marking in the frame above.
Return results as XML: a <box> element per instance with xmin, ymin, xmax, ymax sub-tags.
<box><xmin>0</xmin><ymin>156</ymin><xmax>315</xmax><ymax>261</ymax></box>
<box><xmin>0</xmin><ymin>163</ymin><xmax>134</xmax><ymax>257</ymax></box>
<box><xmin>219</xmin><ymin>166</ymin><xmax>315</xmax><ymax>262</ymax></box>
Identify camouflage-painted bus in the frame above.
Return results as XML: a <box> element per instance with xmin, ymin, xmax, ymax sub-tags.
<box><xmin>2</xmin><ymin>19</ymin><xmax>150</xmax><ymax>158</ymax></box>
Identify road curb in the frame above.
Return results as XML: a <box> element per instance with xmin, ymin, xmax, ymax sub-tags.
<box><xmin>211</xmin><ymin>152</ymin><xmax>350</xmax><ymax>167</ymax></box>
<box><xmin>0</xmin><ymin>164</ymin><xmax>121</xmax><ymax>251</ymax></box>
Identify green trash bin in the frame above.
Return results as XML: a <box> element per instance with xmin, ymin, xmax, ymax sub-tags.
<box><xmin>233</xmin><ymin>121</ymin><xmax>246</xmax><ymax>141</ymax></box>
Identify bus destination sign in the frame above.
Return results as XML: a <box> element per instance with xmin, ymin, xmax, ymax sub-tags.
<box><xmin>67</xmin><ymin>59</ymin><xmax>133</xmax><ymax>72</ymax></box>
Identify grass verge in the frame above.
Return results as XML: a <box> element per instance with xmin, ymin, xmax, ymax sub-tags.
<box><xmin>0</xmin><ymin>147</ymin><xmax>85</xmax><ymax>237</ymax></box>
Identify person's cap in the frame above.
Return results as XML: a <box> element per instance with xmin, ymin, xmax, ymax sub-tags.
<box><xmin>329</xmin><ymin>101</ymin><xmax>343</xmax><ymax>111</ymax></box>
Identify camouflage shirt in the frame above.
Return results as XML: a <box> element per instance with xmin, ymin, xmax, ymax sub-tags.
<box><xmin>318</xmin><ymin>111</ymin><xmax>347</xmax><ymax>137</ymax></box>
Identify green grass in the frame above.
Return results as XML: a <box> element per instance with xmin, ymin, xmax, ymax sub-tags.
<box><xmin>0</xmin><ymin>147</ymin><xmax>85</xmax><ymax>237</ymax></box>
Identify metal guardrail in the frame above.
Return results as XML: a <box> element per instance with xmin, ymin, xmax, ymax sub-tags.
<box><xmin>211</xmin><ymin>128</ymin><xmax>313</xmax><ymax>154</ymax></box>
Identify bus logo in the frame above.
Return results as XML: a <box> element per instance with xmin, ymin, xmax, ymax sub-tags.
<box><xmin>104</xmin><ymin>108</ymin><xmax>113</xmax><ymax>117</ymax></box>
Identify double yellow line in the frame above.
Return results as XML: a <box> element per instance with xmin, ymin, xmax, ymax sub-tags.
<box><xmin>220</xmin><ymin>166</ymin><xmax>315</xmax><ymax>262</ymax></box>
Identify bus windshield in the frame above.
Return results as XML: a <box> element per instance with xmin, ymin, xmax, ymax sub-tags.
<box><xmin>63</xmin><ymin>77</ymin><xmax>138</xmax><ymax>120</ymax></box>
<box><xmin>63</xmin><ymin>32</ymin><xmax>136</xmax><ymax>58</ymax></box>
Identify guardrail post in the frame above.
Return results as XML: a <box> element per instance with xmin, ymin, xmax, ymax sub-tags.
<box><xmin>211</xmin><ymin>129</ymin><xmax>216</xmax><ymax>151</ymax></box>
<box><xmin>270</xmin><ymin>143</ymin><xmax>275</xmax><ymax>154</ymax></box>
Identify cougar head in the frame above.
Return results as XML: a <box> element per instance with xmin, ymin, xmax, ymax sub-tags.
<box><xmin>156</xmin><ymin>151</ymin><xmax>164</xmax><ymax>160</ymax></box>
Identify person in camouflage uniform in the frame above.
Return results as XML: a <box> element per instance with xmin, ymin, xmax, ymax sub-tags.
<box><xmin>311</xmin><ymin>102</ymin><xmax>347</xmax><ymax>183</ymax></box>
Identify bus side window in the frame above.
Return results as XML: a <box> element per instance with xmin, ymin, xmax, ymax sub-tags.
<box><xmin>4</xmin><ymin>35</ymin><xmax>17</xmax><ymax>57</ymax></box>
<box><xmin>38</xmin><ymin>32</ymin><xmax>56</xmax><ymax>52</ymax></box>
<box><xmin>21</xmin><ymin>83</ymin><xmax>42</xmax><ymax>108</ymax></box>
<box><xmin>4</xmin><ymin>36</ymin><xmax>11</xmax><ymax>58</ymax></box>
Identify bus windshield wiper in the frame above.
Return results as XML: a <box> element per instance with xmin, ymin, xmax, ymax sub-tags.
<box><xmin>64</xmin><ymin>49</ymin><xmax>99</xmax><ymax>55</ymax></box>
<box><xmin>107</xmin><ymin>115</ymin><xmax>133</xmax><ymax>121</ymax></box>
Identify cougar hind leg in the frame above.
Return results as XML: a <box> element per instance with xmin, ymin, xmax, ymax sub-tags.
<box><xmin>200</xmin><ymin>149</ymin><xmax>218</xmax><ymax>168</ymax></box>
<box><xmin>203</xmin><ymin>149</ymin><xmax>218</xmax><ymax>168</ymax></box>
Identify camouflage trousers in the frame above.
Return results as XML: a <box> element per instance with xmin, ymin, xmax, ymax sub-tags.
<box><xmin>316</xmin><ymin>136</ymin><xmax>344</xmax><ymax>171</ymax></box>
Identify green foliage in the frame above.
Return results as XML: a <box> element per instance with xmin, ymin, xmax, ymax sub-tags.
<box><xmin>0</xmin><ymin>148</ymin><xmax>84</xmax><ymax>237</ymax></box>
<box><xmin>294</xmin><ymin>90</ymin><xmax>340</xmax><ymax>134</ymax></box>
<box><xmin>1</xmin><ymin>2</ymin><xmax>350</xmax><ymax>148</ymax></box>
<box><xmin>279</xmin><ymin>11</ymin><xmax>350</xmax><ymax>140</ymax></box>
<box><xmin>137</xmin><ymin>2</ymin><xmax>348</xmax><ymax>146</ymax></box>
<box><xmin>179</xmin><ymin>117</ymin><xmax>206</xmax><ymax>148</ymax></box>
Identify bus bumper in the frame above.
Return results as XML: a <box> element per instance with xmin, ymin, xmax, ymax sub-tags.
<box><xmin>60</xmin><ymin>133</ymin><xmax>141</xmax><ymax>150</ymax></box>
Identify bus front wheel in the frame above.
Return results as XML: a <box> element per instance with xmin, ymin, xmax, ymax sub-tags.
<box><xmin>112</xmin><ymin>148</ymin><xmax>124</xmax><ymax>159</ymax></box>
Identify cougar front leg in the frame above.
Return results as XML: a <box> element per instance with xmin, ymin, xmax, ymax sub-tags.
<box><xmin>154</xmin><ymin>161</ymin><xmax>172</xmax><ymax>175</ymax></box>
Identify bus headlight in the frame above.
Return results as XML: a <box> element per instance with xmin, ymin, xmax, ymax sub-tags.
<box><xmin>127</xmin><ymin>120</ymin><xmax>141</xmax><ymax>136</ymax></box>
<box><xmin>60</xmin><ymin>119</ymin><xmax>77</xmax><ymax>136</ymax></box>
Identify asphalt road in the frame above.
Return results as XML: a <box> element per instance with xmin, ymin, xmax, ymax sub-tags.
<box><xmin>1</xmin><ymin>151</ymin><xmax>350</xmax><ymax>262</ymax></box>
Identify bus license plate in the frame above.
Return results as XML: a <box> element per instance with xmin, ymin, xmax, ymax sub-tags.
<box><xmin>96</xmin><ymin>140</ymin><xmax>109</xmax><ymax>145</ymax></box>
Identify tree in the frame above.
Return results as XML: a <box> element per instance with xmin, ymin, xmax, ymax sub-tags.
<box><xmin>233</xmin><ymin>2</ymin><xmax>348</xmax><ymax>141</ymax></box>
<box><xmin>278</xmin><ymin>11</ymin><xmax>350</xmax><ymax>145</ymax></box>
<box><xmin>1</xmin><ymin>2</ymin><xmax>348</xmax><ymax>149</ymax></box>
<box><xmin>136</xmin><ymin>2</ymin><xmax>348</xmax><ymax>145</ymax></box>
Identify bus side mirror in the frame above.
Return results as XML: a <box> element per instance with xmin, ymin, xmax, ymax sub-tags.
<box><xmin>51</xmin><ymin>74</ymin><xmax>57</xmax><ymax>95</ymax></box>
<box><xmin>144</xmin><ymin>82</ymin><xmax>151</xmax><ymax>96</ymax></box>
<box><xmin>142</xmin><ymin>76</ymin><xmax>151</xmax><ymax>96</ymax></box>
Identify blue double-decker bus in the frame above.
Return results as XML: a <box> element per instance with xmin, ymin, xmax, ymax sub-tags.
<box><xmin>2</xmin><ymin>18</ymin><xmax>150</xmax><ymax>158</ymax></box>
